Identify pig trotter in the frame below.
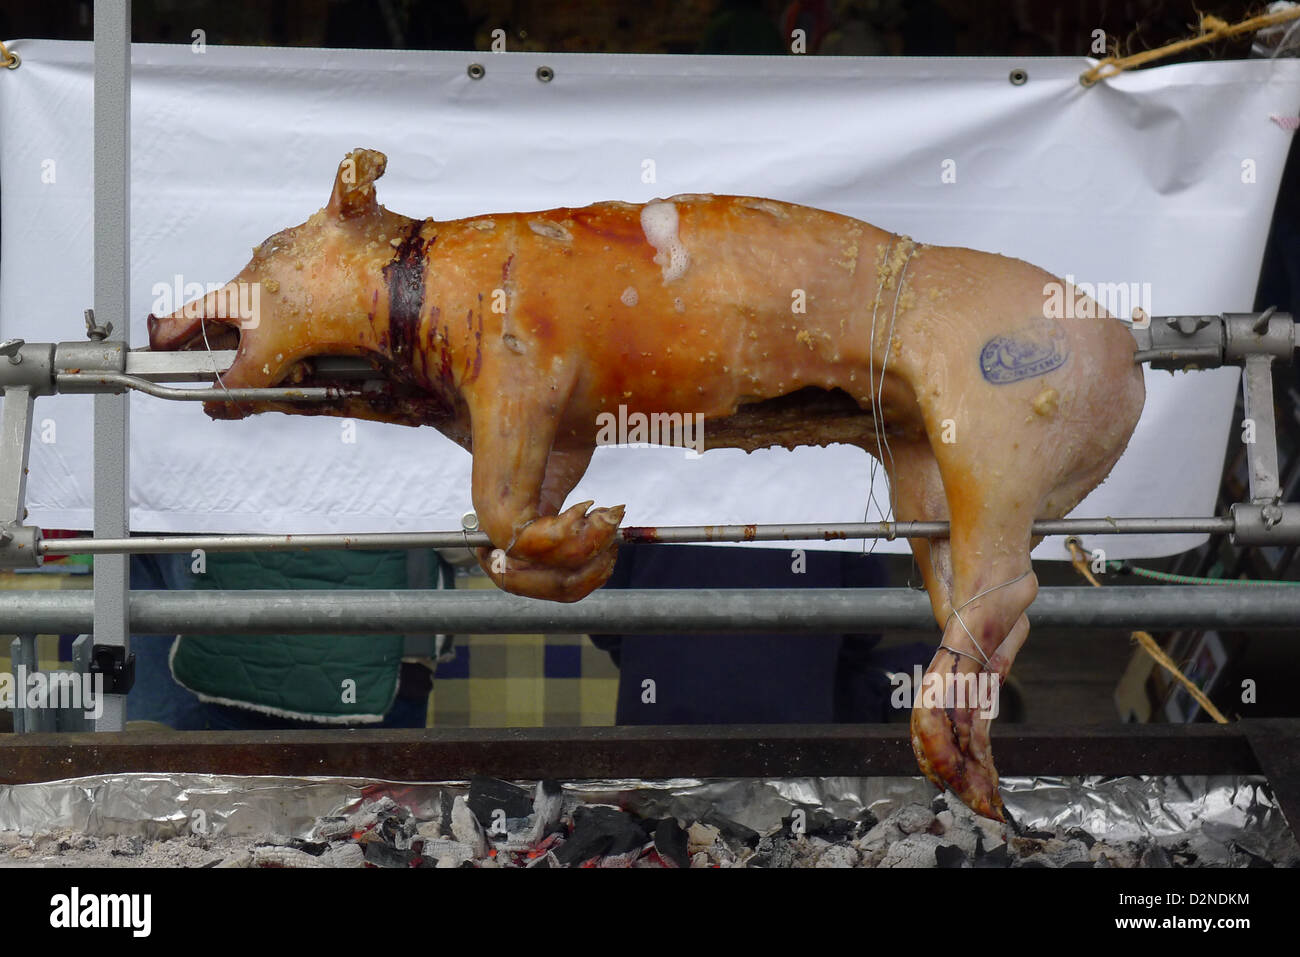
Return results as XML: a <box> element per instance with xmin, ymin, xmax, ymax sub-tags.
<box><xmin>475</xmin><ymin>537</ymin><xmax>619</xmax><ymax>603</ymax></box>
<box><xmin>910</xmin><ymin>651</ymin><xmax>1007</xmax><ymax>822</ymax></box>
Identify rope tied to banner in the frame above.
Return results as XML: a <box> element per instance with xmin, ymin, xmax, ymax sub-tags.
<box><xmin>0</xmin><ymin>40</ymin><xmax>20</xmax><ymax>70</ymax></box>
<box><xmin>1080</xmin><ymin>5</ymin><xmax>1300</xmax><ymax>86</ymax></box>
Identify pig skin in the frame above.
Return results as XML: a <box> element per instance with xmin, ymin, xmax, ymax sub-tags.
<box><xmin>147</xmin><ymin>149</ymin><xmax>1145</xmax><ymax>821</ymax></box>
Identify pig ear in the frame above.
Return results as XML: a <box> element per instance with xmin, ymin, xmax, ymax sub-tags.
<box><xmin>327</xmin><ymin>149</ymin><xmax>388</xmax><ymax>218</ymax></box>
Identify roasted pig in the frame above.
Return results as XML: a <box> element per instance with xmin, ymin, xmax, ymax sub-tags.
<box><xmin>148</xmin><ymin>149</ymin><xmax>1145</xmax><ymax>820</ymax></box>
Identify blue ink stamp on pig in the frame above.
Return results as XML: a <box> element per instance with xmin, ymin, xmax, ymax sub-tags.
<box><xmin>979</xmin><ymin>325</ymin><xmax>1069</xmax><ymax>384</ymax></box>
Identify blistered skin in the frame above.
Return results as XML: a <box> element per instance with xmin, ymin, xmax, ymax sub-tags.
<box><xmin>147</xmin><ymin>149</ymin><xmax>1145</xmax><ymax>820</ymax></box>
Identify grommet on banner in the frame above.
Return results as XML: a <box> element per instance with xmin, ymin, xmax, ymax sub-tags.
<box><xmin>1008</xmin><ymin>67</ymin><xmax>1027</xmax><ymax>85</ymax></box>
<box><xmin>0</xmin><ymin>40</ymin><xmax>20</xmax><ymax>70</ymax></box>
<box><xmin>536</xmin><ymin>65</ymin><xmax>554</xmax><ymax>83</ymax></box>
<box><xmin>467</xmin><ymin>63</ymin><xmax>485</xmax><ymax>80</ymax></box>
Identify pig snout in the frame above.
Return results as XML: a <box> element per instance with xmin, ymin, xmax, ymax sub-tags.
<box><xmin>146</xmin><ymin>278</ymin><xmax>255</xmax><ymax>352</ymax></box>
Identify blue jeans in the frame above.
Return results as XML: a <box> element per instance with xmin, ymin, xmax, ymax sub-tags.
<box><xmin>125</xmin><ymin>553</ymin><xmax>208</xmax><ymax>729</ymax></box>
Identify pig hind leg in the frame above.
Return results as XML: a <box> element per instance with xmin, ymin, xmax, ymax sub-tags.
<box><xmin>907</xmin><ymin>436</ymin><xmax>1043</xmax><ymax>822</ymax></box>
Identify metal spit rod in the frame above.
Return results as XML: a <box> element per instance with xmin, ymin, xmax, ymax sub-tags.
<box><xmin>36</xmin><ymin>516</ymin><xmax>1234</xmax><ymax>556</ymax></box>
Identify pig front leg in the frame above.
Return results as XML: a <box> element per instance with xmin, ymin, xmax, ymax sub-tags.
<box><xmin>466</xmin><ymin>377</ymin><xmax>624</xmax><ymax>603</ymax></box>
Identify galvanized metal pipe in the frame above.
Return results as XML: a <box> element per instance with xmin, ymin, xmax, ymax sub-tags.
<box><xmin>92</xmin><ymin>0</ymin><xmax>131</xmax><ymax>733</ymax></box>
<box><xmin>37</xmin><ymin>516</ymin><xmax>1236</xmax><ymax>556</ymax></box>
<box><xmin>1</xmin><ymin>585</ymin><xmax>1297</xmax><ymax>634</ymax></box>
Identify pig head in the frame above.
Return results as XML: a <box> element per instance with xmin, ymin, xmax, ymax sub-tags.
<box><xmin>148</xmin><ymin>148</ymin><xmax>628</xmax><ymax>601</ymax></box>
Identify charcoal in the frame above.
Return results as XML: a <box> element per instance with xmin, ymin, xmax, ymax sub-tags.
<box><xmin>973</xmin><ymin>843</ymin><xmax>1011</xmax><ymax>868</ymax></box>
<box><xmin>654</xmin><ymin>818</ymin><xmax>689</xmax><ymax>869</ymax></box>
<box><xmin>891</xmin><ymin>803</ymin><xmax>936</xmax><ymax>835</ymax></box>
<box><xmin>1067</xmin><ymin>827</ymin><xmax>1096</xmax><ymax>849</ymax></box>
<box><xmin>1010</xmin><ymin>836</ymin><xmax>1046</xmax><ymax>857</ymax></box>
<box><xmin>598</xmin><ymin>844</ymin><xmax>648</xmax><ymax>867</ymax></box>
<box><xmin>313</xmin><ymin>816</ymin><xmax>352</xmax><ymax>841</ymax></box>
<box><xmin>878</xmin><ymin>833</ymin><xmax>945</xmax><ymax>868</ymax></box>
<box><xmin>810</xmin><ymin>817</ymin><xmax>856</xmax><ymax>842</ymax></box>
<box><xmin>754</xmin><ymin>836</ymin><xmax>796</xmax><ymax>869</ymax></box>
<box><xmin>1020</xmin><ymin>828</ymin><xmax>1057</xmax><ymax>841</ymax></box>
<box><xmin>855</xmin><ymin>820</ymin><xmax>905</xmax><ymax>855</ymax></box>
<box><xmin>378</xmin><ymin>811</ymin><xmax>416</xmax><ymax>850</ymax></box>
<box><xmin>934</xmin><ymin>844</ymin><xmax>967</xmax><ymax>868</ymax></box>
<box><xmin>687</xmin><ymin>821</ymin><xmax>722</xmax><ymax>853</ymax></box>
<box><xmin>287</xmin><ymin>839</ymin><xmax>330</xmax><ymax>856</ymax></box>
<box><xmin>526</xmin><ymin>848</ymin><xmax>563</xmax><ymax>869</ymax></box>
<box><xmin>532</xmin><ymin>780</ymin><xmax>564</xmax><ymax>839</ymax></box>
<box><xmin>1140</xmin><ymin>845</ymin><xmax>1173</xmax><ymax>868</ymax></box>
<box><xmin>440</xmin><ymin>790</ymin><xmax>455</xmax><ymax>838</ymax></box>
<box><xmin>1048</xmin><ymin>840</ymin><xmax>1092</xmax><ymax>867</ymax></box>
<box><xmin>814</xmin><ymin>844</ymin><xmax>859</xmax><ymax>868</ymax></box>
<box><xmin>857</xmin><ymin>809</ymin><xmax>879</xmax><ymax>832</ymax></box>
<box><xmin>553</xmin><ymin>806</ymin><xmax>647</xmax><ymax>866</ymax></box>
<box><xmin>1094</xmin><ymin>841</ymin><xmax>1142</xmax><ymax>869</ymax></box>
<box><xmin>252</xmin><ymin>845</ymin><xmax>329</xmax><ymax>868</ymax></box>
<box><xmin>701</xmin><ymin>810</ymin><xmax>760</xmax><ymax>848</ymax></box>
<box><xmin>931</xmin><ymin>795</ymin><xmax>949</xmax><ymax>815</ymax></box>
<box><xmin>932</xmin><ymin>811</ymin><xmax>978</xmax><ymax>856</ymax></box>
<box><xmin>778</xmin><ymin>807</ymin><xmax>851</xmax><ymax>840</ymax></box>
<box><xmin>974</xmin><ymin>817</ymin><xmax>1007</xmax><ymax>851</ymax></box>
<box><xmin>419</xmin><ymin>838</ymin><xmax>475</xmax><ymax>867</ymax></box>
<box><xmin>450</xmin><ymin>795</ymin><xmax>487</xmax><ymax>857</ymax></box>
<box><xmin>349</xmin><ymin>796</ymin><xmax>399</xmax><ymax>834</ymax></box>
<box><xmin>363</xmin><ymin>841</ymin><xmax>418</xmax><ymax>868</ymax></box>
<box><xmin>1017</xmin><ymin>859</ymin><xmax>1050</xmax><ymax>867</ymax></box>
<box><xmin>469</xmin><ymin>777</ymin><xmax>533</xmax><ymax>824</ymax></box>
<box><xmin>490</xmin><ymin>816</ymin><xmax>539</xmax><ymax>851</ymax></box>
<box><xmin>325</xmin><ymin>843</ymin><xmax>367</xmax><ymax>868</ymax></box>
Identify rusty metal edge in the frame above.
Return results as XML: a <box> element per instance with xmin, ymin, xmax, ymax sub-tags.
<box><xmin>0</xmin><ymin>722</ymin><xmax>1268</xmax><ymax>786</ymax></box>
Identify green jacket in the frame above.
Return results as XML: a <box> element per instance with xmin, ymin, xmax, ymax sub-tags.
<box><xmin>169</xmin><ymin>548</ymin><xmax>449</xmax><ymax>723</ymax></box>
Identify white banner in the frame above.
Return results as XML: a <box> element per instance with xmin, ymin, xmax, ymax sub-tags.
<box><xmin>1</xmin><ymin>41</ymin><xmax>1297</xmax><ymax>559</ymax></box>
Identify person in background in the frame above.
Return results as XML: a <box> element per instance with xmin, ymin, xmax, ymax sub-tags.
<box><xmin>123</xmin><ymin>548</ymin><xmax>448</xmax><ymax>731</ymax></box>
<box><xmin>590</xmin><ymin>543</ymin><xmax>933</xmax><ymax>724</ymax></box>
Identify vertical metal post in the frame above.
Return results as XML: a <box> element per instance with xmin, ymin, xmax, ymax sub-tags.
<box><xmin>92</xmin><ymin>0</ymin><xmax>131</xmax><ymax>731</ymax></box>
